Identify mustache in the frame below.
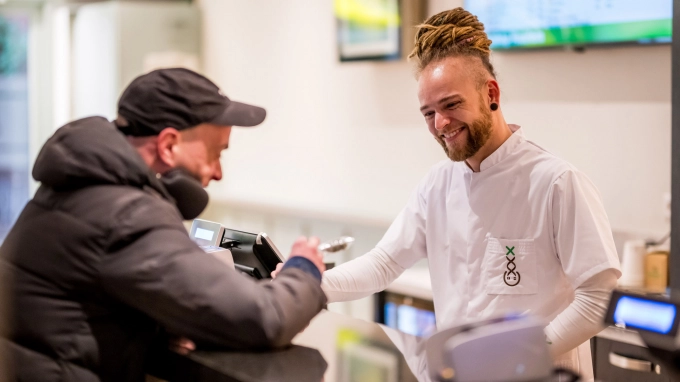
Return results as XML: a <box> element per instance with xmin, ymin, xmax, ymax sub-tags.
<box><xmin>438</xmin><ymin>124</ymin><xmax>468</xmax><ymax>137</ymax></box>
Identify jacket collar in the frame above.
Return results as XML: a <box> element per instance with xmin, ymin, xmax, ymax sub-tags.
<box><xmin>466</xmin><ymin>124</ymin><xmax>523</xmax><ymax>173</ymax></box>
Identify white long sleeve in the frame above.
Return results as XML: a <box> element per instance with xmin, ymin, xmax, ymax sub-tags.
<box><xmin>544</xmin><ymin>269</ymin><xmax>618</xmax><ymax>357</ymax></box>
<box><xmin>321</xmin><ymin>248</ymin><xmax>407</xmax><ymax>303</ymax></box>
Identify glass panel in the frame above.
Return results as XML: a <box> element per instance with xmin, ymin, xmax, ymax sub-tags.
<box><xmin>0</xmin><ymin>14</ymin><xmax>30</xmax><ymax>242</ymax></box>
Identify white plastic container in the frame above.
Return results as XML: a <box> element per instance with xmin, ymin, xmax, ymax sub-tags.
<box><xmin>618</xmin><ymin>239</ymin><xmax>647</xmax><ymax>288</ymax></box>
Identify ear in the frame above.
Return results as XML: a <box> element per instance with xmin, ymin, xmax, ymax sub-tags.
<box><xmin>486</xmin><ymin>79</ymin><xmax>501</xmax><ymax>106</ymax></box>
<box><xmin>156</xmin><ymin>127</ymin><xmax>181</xmax><ymax>167</ymax></box>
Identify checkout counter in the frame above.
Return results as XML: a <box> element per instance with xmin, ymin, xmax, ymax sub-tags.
<box><xmin>377</xmin><ymin>269</ymin><xmax>680</xmax><ymax>382</ymax></box>
<box><xmin>151</xmin><ymin>220</ymin><xmax>417</xmax><ymax>381</ymax></box>
<box><xmin>146</xmin><ymin>287</ymin><xmax>680</xmax><ymax>382</ymax></box>
<box><xmin>378</xmin><ymin>268</ymin><xmax>680</xmax><ymax>382</ymax></box>
<box><xmin>148</xmin><ymin>308</ymin><xmax>575</xmax><ymax>382</ymax></box>
<box><xmin>146</xmin><ymin>220</ymin><xmax>564</xmax><ymax>382</ymax></box>
<box><xmin>158</xmin><ymin>220</ymin><xmax>680</xmax><ymax>381</ymax></box>
<box><xmin>146</xmin><ymin>310</ymin><xmax>419</xmax><ymax>382</ymax></box>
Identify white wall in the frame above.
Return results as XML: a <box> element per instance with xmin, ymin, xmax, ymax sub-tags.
<box><xmin>72</xmin><ymin>2</ymin><xmax>119</xmax><ymax>121</ymax></box>
<box><xmin>200</xmin><ymin>0</ymin><xmax>671</xmax><ymax>238</ymax></box>
<box><xmin>72</xmin><ymin>1</ymin><xmax>201</xmax><ymax>121</ymax></box>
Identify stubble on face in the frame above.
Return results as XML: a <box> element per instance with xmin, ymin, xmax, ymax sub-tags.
<box><xmin>435</xmin><ymin>96</ymin><xmax>493</xmax><ymax>162</ymax></box>
<box><xmin>175</xmin><ymin>124</ymin><xmax>230</xmax><ymax>186</ymax></box>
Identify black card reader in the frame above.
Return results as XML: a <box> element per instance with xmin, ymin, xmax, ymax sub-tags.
<box><xmin>190</xmin><ymin>219</ymin><xmax>284</xmax><ymax>279</ymax></box>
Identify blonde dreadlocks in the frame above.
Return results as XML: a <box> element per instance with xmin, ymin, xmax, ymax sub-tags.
<box><xmin>410</xmin><ymin>7</ymin><xmax>496</xmax><ymax>81</ymax></box>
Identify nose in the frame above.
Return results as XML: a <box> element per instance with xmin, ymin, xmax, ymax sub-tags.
<box><xmin>434</xmin><ymin>113</ymin><xmax>450</xmax><ymax>131</ymax></box>
<box><xmin>212</xmin><ymin>160</ymin><xmax>223</xmax><ymax>182</ymax></box>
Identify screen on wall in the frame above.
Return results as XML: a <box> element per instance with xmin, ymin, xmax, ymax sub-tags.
<box><xmin>335</xmin><ymin>0</ymin><xmax>401</xmax><ymax>61</ymax></box>
<box><xmin>464</xmin><ymin>0</ymin><xmax>672</xmax><ymax>49</ymax></box>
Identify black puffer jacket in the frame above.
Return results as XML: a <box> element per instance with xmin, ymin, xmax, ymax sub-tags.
<box><xmin>0</xmin><ymin>117</ymin><xmax>326</xmax><ymax>382</ymax></box>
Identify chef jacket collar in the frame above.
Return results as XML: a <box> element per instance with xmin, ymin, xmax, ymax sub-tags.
<box><xmin>463</xmin><ymin>124</ymin><xmax>524</xmax><ymax>173</ymax></box>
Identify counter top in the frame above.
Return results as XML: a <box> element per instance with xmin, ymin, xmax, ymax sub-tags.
<box><xmin>148</xmin><ymin>310</ymin><xmax>420</xmax><ymax>382</ymax></box>
<box><xmin>294</xmin><ymin>310</ymin><xmax>421</xmax><ymax>382</ymax></box>
<box><xmin>148</xmin><ymin>344</ymin><xmax>327</xmax><ymax>382</ymax></box>
<box><xmin>150</xmin><ymin>309</ymin><xmax>585</xmax><ymax>382</ymax></box>
<box><xmin>146</xmin><ymin>267</ymin><xmax>655</xmax><ymax>381</ymax></box>
<box><xmin>595</xmin><ymin>325</ymin><xmax>646</xmax><ymax>348</ymax></box>
<box><xmin>386</xmin><ymin>266</ymin><xmax>433</xmax><ymax>300</ymax></box>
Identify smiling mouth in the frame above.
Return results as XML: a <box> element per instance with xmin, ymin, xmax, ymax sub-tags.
<box><xmin>441</xmin><ymin>126</ymin><xmax>465</xmax><ymax>141</ymax></box>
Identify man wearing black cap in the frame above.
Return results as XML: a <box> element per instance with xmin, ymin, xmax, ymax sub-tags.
<box><xmin>0</xmin><ymin>68</ymin><xmax>327</xmax><ymax>382</ymax></box>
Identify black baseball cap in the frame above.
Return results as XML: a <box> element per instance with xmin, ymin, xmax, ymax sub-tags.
<box><xmin>115</xmin><ymin>68</ymin><xmax>266</xmax><ymax>136</ymax></box>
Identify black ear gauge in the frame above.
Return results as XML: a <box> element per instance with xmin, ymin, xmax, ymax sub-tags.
<box><xmin>490</xmin><ymin>103</ymin><xmax>499</xmax><ymax>111</ymax></box>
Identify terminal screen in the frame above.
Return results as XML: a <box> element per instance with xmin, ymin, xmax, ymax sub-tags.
<box><xmin>613</xmin><ymin>296</ymin><xmax>676</xmax><ymax>334</ymax></box>
<box><xmin>194</xmin><ymin>227</ymin><xmax>215</xmax><ymax>241</ymax></box>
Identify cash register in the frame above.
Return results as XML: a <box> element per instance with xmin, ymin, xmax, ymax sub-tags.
<box><xmin>189</xmin><ymin>219</ymin><xmax>285</xmax><ymax>279</ymax></box>
<box><xmin>604</xmin><ymin>290</ymin><xmax>680</xmax><ymax>380</ymax></box>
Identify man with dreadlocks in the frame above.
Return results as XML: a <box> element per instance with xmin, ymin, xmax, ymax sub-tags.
<box><xmin>321</xmin><ymin>7</ymin><xmax>620</xmax><ymax>379</ymax></box>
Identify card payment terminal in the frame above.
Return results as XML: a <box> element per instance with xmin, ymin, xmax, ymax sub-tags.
<box><xmin>189</xmin><ymin>219</ymin><xmax>285</xmax><ymax>279</ymax></box>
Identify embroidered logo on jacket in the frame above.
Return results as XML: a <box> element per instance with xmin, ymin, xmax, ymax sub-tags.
<box><xmin>503</xmin><ymin>246</ymin><xmax>521</xmax><ymax>286</ymax></box>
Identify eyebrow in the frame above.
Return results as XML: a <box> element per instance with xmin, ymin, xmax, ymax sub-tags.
<box><xmin>420</xmin><ymin>94</ymin><xmax>463</xmax><ymax>112</ymax></box>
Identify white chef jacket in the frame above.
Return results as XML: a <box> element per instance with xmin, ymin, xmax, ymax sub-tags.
<box><xmin>377</xmin><ymin>124</ymin><xmax>619</xmax><ymax>324</ymax></box>
<box><xmin>326</xmin><ymin>125</ymin><xmax>621</xmax><ymax>378</ymax></box>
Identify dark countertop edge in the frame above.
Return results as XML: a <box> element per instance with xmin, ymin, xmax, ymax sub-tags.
<box><xmin>595</xmin><ymin>326</ymin><xmax>646</xmax><ymax>347</ymax></box>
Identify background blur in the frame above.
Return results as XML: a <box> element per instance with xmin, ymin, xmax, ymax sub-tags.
<box><xmin>0</xmin><ymin>0</ymin><xmax>672</xmax><ymax>321</ymax></box>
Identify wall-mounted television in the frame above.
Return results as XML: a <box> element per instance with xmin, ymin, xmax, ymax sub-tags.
<box><xmin>335</xmin><ymin>0</ymin><xmax>401</xmax><ymax>61</ymax></box>
<box><xmin>464</xmin><ymin>0</ymin><xmax>672</xmax><ymax>50</ymax></box>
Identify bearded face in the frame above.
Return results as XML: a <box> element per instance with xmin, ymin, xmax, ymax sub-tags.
<box><xmin>434</xmin><ymin>99</ymin><xmax>493</xmax><ymax>162</ymax></box>
<box><xmin>417</xmin><ymin>55</ymin><xmax>498</xmax><ymax>164</ymax></box>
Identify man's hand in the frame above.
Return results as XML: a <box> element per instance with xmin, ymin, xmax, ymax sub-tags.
<box><xmin>271</xmin><ymin>236</ymin><xmax>325</xmax><ymax>278</ymax></box>
<box><xmin>169</xmin><ymin>336</ymin><xmax>195</xmax><ymax>355</ymax></box>
<box><xmin>271</xmin><ymin>262</ymin><xmax>284</xmax><ymax>279</ymax></box>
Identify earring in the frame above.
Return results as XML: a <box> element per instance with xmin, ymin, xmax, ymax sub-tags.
<box><xmin>490</xmin><ymin>103</ymin><xmax>499</xmax><ymax>111</ymax></box>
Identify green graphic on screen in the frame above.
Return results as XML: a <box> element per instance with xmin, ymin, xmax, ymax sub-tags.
<box><xmin>464</xmin><ymin>0</ymin><xmax>672</xmax><ymax>49</ymax></box>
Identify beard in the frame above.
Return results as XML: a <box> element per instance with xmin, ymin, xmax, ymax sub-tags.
<box><xmin>435</xmin><ymin>104</ymin><xmax>493</xmax><ymax>162</ymax></box>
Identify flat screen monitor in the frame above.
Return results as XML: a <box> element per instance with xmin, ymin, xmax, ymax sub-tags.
<box><xmin>377</xmin><ymin>291</ymin><xmax>436</xmax><ymax>337</ymax></box>
<box><xmin>464</xmin><ymin>0</ymin><xmax>672</xmax><ymax>50</ymax></box>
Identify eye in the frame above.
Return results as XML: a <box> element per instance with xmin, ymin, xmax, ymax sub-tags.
<box><xmin>423</xmin><ymin>111</ymin><xmax>434</xmax><ymax>119</ymax></box>
<box><xmin>446</xmin><ymin>102</ymin><xmax>460</xmax><ymax>109</ymax></box>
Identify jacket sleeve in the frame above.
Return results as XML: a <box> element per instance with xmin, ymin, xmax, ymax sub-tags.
<box><xmin>321</xmin><ymin>169</ymin><xmax>432</xmax><ymax>302</ymax></box>
<box><xmin>98</xmin><ymin>196</ymin><xmax>326</xmax><ymax>350</ymax></box>
<box><xmin>322</xmin><ymin>248</ymin><xmax>406</xmax><ymax>303</ymax></box>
